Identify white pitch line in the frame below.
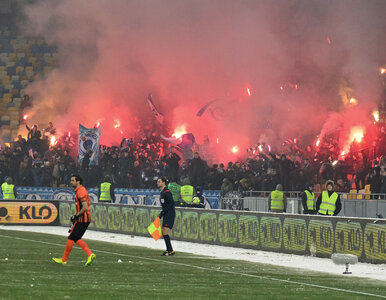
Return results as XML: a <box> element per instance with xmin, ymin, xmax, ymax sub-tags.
<box><xmin>0</xmin><ymin>233</ymin><xmax>385</xmax><ymax>299</ymax></box>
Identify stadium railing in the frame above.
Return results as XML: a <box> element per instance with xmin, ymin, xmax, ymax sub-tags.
<box><xmin>221</xmin><ymin>191</ymin><xmax>386</xmax><ymax>218</ymax></box>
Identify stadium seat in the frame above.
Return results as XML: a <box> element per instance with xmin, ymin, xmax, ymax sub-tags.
<box><xmin>10</xmin><ymin>119</ymin><xmax>19</xmax><ymax>127</ymax></box>
<box><xmin>6</xmin><ymin>102</ymin><xmax>15</xmax><ymax>108</ymax></box>
<box><xmin>3</xmin><ymin>93</ymin><xmax>12</xmax><ymax>103</ymax></box>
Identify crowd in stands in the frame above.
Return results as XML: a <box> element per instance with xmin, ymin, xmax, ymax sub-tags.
<box><xmin>1</xmin><ymin>118</ymin><xmax>386</xmax><ymax>195</ymax></box>
<box><xmin>1</xmin><ymin>21</ymin><xmax>386</xmax><ymax>195</ymax></box>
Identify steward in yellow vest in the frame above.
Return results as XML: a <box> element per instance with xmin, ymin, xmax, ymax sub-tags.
<box><xmin>316</xmin><ymin>180</ymin><xmax>341</xmax><ymax>216</ymax></box>
<box><xmin>301</xmin><ymin>183</ymin><xmax>317</xmax><ymax>214</ymax></box>
<box><xmin>1</xmin><ymin>177</ymin><xmax>17</xmax><ymax>200</ymax></box>
<box><xmin>268</xmin><ymin>184</ymin><xmax>287</xmax><ymax>213</ymax></box>
<box><xmin>179</xmin><ymin>185</ymin><xmax>196</xmax><ymax>207</ymax></box>
<box><xmin>98</xmin><ymin>176</ymin><xmax>115</xmax><ymax>203</ymax></box>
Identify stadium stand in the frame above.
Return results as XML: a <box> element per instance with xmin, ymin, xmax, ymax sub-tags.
<box><xmin>0</xmin><ymin>26</ymin><xmax>57</xmax><ymax>143</ymax></box>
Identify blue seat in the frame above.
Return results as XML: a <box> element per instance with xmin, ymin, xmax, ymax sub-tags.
<box><xmin>30</xmin><ymin>44</ymin><xmax>40</xmax><ymax>53</ymax></box>
<box><xmin>13</xmin><ymin>83</ymin><xmax>22</xmax><ymax>89</ymax></box>
<box><xmin>0</xmin><ymin>120</ymin><xmax>10</xmax><ymax>126</ymax></box>
<box><xmin>2</xmin><ymin>133</ymin><xmax>11</xmax><ymax>142</ymax></box>
<box><xmin>18</xmin><ymin>57</ymin><xmax>27</xmax><ymax>64</ymax></box>
<box><xmin>6</xmin><ymin>66</ymin><xmax>15</xmax><ymax>75</ymax></box>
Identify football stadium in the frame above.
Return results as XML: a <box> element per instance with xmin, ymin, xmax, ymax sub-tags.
<box><xmin>0</xmin><ymin>0</ymin><xmax>386</xmax><ymax>299</ymax></box>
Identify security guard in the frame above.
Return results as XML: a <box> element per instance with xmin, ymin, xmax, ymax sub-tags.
<box><xmin>316</xmin><ymin>180</ymin><xmax>341</xmax><ymax>216</ymax></box>
<box><xmin>167</xmin><ymin>182</ymin><xmax>181</xmax><ymax>206</ymax></box>
<box><xmin>98</xmin><ymin>176</ymin><xmax>115</xmax><ymax>203</ymax></box>
<box><xmin>302</xmin><ymin>183</ymin><xmax>317</xmax><ymax>214</ymax></box>
<box><xmin>179</xmin><ymin>184</ymin><xmax>195</xmax><ymax>206</ymax></box>
<box><xmin>1</xmin><ymin>177</ymin><xmax>17</xmax><ymax>200</ymax></box>
<box><xmin>268</xmin><ymin>184</ymin><xmax>287</xmax><ymax>213</ymax></box>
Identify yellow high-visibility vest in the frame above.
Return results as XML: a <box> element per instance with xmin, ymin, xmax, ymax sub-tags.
<box><xmin>303</xmin><ymin>190</ymin><xmax>316</xmax><ymax>211</ymax></box>
<box><xmin>318</xmin><ymin>191</ymin><xmax>338</xmax><ymax>215</ymax></box>
<box><xmin>99</xmin><ymin>182</ymin><xmax>112</xmax><ymax>202</ymax></box>
<box><xmin>180</xmin><ymin>185</ymin><xmax>194</xmax><ymax>203</ymax></box>
<box><xmin>1</xmin><ymin>182</ymin><xmax>15</xmax><ymax>200</ymax></box>
<box><xmin>270</xmin><ymin>190</ymin><xmax>284</xmax><ymax>210</ymax></box>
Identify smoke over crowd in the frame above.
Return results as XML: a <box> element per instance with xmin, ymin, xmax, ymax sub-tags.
<box><xmin>19</xmin><ymin>0</ymin><xmax>386</xmax><ymax>162</ymax></box>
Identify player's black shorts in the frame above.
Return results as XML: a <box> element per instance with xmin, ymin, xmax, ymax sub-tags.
<box><xmin>162</xmin><ymin>211</ymin><xmax>175</xmax><ymax>229</ymax></box>
<box><xmin>68</xmin><ymin>222</ymin><xmax>89</xmax><ymax>242</ymax></box>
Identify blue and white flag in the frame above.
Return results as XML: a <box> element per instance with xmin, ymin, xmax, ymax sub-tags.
<box><xmin>160</xmin><ymin>133</ymin><xmax>195</xmax><ymax>150</ymax></box>
<box><xmin>147</xmin><ymin>93</ymin><xmax>164</xmax><ymax>123</ymax></box>
<box><xmin>78</xmin><ymin>124</ymin><xmax>101</xmax><ymax>166</ymax></box>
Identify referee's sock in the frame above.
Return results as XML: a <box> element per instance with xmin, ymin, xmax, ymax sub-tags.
<box><xmin>76</xmin><ymin>239</ymin><xmax>92</xmax><ymax>256</ymax></box>
<box><xmin>163</xmin><ymin>235</ymin><xmax>173</xmax><ymax>252</ymax></box>
<box><xmin>62</xmin><ymin>239</ymin><xmax>74</xmax><ymax>262</ymax></box>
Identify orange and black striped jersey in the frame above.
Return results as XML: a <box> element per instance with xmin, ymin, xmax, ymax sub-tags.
<box><xmin>75</xmin><ymin>185</ymin><xmax>91</xmax><ymax>223</ymax></box>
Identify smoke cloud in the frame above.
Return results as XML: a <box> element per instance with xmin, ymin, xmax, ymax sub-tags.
<box><xmin>19</xmin><ymin>0</ymin><xmax>386</xmax><ymax>161</ymax></box>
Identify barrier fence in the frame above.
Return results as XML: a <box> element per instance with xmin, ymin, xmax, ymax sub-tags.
<box><xmin>222</xmin><ymin>191</ymin><xmax>386</xmax><ymax>218</ymax></box>
<box><xmin>1</xmin><ymin>200</ymin><xmax>385</xmax><ymax>264</ymax></box>
<box><xmin>61</xmin><ymin>201</ymin><xmax>386</xmax><ymax>264</ymax></box>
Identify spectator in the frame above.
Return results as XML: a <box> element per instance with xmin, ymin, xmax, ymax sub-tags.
<box><xmin>189</xmin><ymin>152</ymin><xmax>207</xmax><ymax>187</ymax></box>
<box><xmin>221</xmin><ymin>178</ymin><xmax>233</xmax><ymax>197</ymax></box>
<box><xmin>163</xmin><ymin>151</ymin><xmax>180</xmax><ymax>182</ymax></box>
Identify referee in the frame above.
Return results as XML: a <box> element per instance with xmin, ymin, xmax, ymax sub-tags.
<box><xmin>52</xmin><ymin>174</ymin><xmax>96</xmax><ymax>266</ymax></box>
<box><xmin>157</xmin><ymin>177</ymin><xmax>176</xmax><ymax>256</ymax></box>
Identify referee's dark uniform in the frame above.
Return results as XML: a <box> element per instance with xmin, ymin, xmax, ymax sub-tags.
<box><xmin>160</xmin><ymin>186</ymin><xmax>176</xmax><ymax>255</ymax></box>
<box><xmin>160</xmin><ymin>187</ymin><xmax>175</xmax><ymax>228</ymax></box>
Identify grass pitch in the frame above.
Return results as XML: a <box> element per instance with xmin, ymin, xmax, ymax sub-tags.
<box><xmin>0</xmin><ymin>229</ymin><xmax>385</xmax><ymax>299</ymax></box>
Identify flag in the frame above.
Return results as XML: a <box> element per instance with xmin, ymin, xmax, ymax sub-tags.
<box><xmin>178</xmin><ymin>133</ymin><xmax>195</xmax><ymax>149</ymax></box>
<box><xmin>160</xmin><ymin>133</ymin><xmax>195</xmax><ymax>150</ymax></box>
<box><xmin>196</xmin><ymin>99</ymin><xmax>218</xmax><ymax>117</ymax></box>
<box><xmin>147</xmin><ymin>217</ymin><xmax>162</xmax><ymax>240</ymax></box>
<box><xmin>160</xmin><ymin>134</ymin><xmax>179</xmax><ymax>144</ymax></box>
<box><xmin>147</xmin><ymin>93</ymin><xmax>164</xmax><ymax>123</ymax></box>
<box><xmin>78</xmin><ymin>124</ymin><xmax>101</xmax><ymax>166</ymax></box>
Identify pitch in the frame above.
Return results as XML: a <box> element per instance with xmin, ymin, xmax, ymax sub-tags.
<box><xmin>0</xmin><ymin>229</ymin><xmax>385</xmax><ymax>299</ymax></box>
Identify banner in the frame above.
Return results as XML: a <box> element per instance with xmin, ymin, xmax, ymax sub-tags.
<box><xmin>78</xmin><ymin>124</ymin><xmax>101</xmax><ymax>166</ymax></box>
<box><xmin>56</xmin><ymin>201</ymin><xmax>386</xmax><ymax>264</ymax></box>
<box><xmin>0</xmin><ymin>201</ymin><xmax>58</xmax><ymax>225</ymax></box>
